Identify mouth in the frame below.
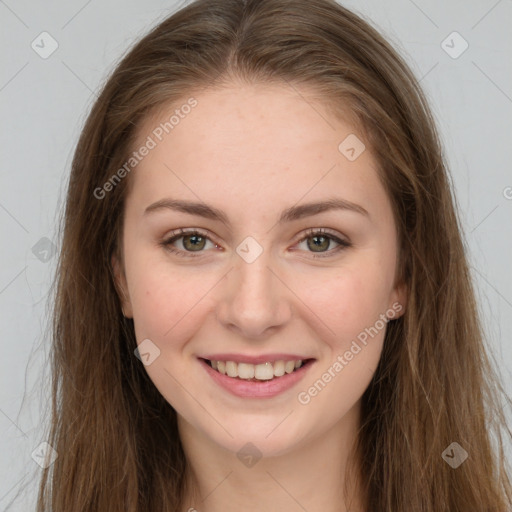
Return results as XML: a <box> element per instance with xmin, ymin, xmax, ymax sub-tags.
<box><xmin>200</xmin><ymin>357</ymin><xmax>315</xmax><ymax>382</ymax></box>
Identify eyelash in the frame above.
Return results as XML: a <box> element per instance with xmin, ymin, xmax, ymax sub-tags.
<box><xmin>160</xmin><ymin>227</ymin><xmax>351</xmax><ymax>259</ymax></box>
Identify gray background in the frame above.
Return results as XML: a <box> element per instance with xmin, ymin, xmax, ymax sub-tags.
<box><xmin>1</xmin><ymin>0</ymin><xmax>511</xmax><ymax>509</ymax></box>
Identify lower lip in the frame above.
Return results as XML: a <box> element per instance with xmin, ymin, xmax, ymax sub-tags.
<box><xmin>199</xmin><ymin>358</ymin><xmax>315</xmax><ymax>398</ymax></box>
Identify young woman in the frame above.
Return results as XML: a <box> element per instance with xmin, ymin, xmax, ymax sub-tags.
<box><xmin>37</xmin><ymin>0</ymin><xmax>512</xmax><ymax>510</ymax></box>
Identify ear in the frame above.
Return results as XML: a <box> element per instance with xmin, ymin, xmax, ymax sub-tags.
<box><xmin>111</xmin><ymin>254</ymin><xmax>133</xmax><ymax>318</ymax></box>
<box><xmin>388</xmin><ymin>279</ymin><xmax>407</xmax><ymax>320</ymax></box>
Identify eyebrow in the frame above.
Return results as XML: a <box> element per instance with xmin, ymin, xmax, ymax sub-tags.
<box><xmin>143</xmin><ymin>197</ymin><xmax>369</xmax><ymax>226</ymax></box>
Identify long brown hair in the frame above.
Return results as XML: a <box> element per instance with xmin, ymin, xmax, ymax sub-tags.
<box><xmin>37</xmin><ymin>0</ymin><xmax>512</xmax><ymax>510</ymax></box>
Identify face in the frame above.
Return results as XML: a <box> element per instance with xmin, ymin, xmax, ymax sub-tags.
<box><xmin>113</xmin><ymin>83</ymin><xmax>406</xmax><ymax>457</ymax></box>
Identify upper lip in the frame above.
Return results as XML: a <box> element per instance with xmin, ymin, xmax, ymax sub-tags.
<box><xmin>200</xmin><ymin>353</ymin><xmax>314</xmax><ymax>365</ymax></box>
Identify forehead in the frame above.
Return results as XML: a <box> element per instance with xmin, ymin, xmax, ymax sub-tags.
<box><xmin>125</xmin><ymin>83</ymin><xmax>386</xmax><ymax>219</ymax></box>
<box><xmin>137</xmin><ymin>82</ymin><xmax>362</xmax><ymax>156</ymax></box>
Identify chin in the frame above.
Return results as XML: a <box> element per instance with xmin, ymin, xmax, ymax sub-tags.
<box><xmin>204</xmin><ymin>418</ymin><xmax>308</xmax><ymax>459</ymax></box>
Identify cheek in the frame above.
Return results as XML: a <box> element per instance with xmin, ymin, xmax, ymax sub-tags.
<box><xmin>127</xmin><ymin>260</ymin><xmax>214</xmax><ymax>347</ymax></box>
<box><xmin>303</xmin><ymin>261</ymin><xmax>395</xmax><ymax>350</ymax></box>
<box><xmin>127</xmin><ymin>265</ymin><xmax>213</xmax><ymax>409</ymax></box>
<box><xmin>294</xmin><ymin>267</ymin><xmax>391</xmax><ymax>418</ymax></box>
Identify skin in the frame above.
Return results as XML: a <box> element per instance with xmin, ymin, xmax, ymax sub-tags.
<box><xmin>113</xmin><ymin>82</ymin><xmax>407</xmax><ymax>512</ymax></box>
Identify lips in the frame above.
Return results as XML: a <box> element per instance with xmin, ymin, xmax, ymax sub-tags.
<box><xmin>198</xmin><ymin>356</ymin><xmax>316</xmax><ymax>398</ymax></box>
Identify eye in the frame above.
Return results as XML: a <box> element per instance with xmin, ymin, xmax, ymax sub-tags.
<box><xmin>161</xmin><ymin>228</ymin><xmax>220</xmax><ymax>258</ymax></box>
<box><xmin>294</xmin><ymin>228</ymin><xmax>351</xmax><ymax>258</ymax></box>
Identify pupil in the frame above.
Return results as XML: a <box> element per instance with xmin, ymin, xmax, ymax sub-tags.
<box><xmin>308</xmin><ymin>235</ymin><xmax>328</xmax><ymax>252</ymax></box>
<box><xmin>184</xmin><ymin>234</ymin><xmax>205</xmax><ymax>251</ymax></box>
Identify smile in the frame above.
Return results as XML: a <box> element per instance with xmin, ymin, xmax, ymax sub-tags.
<box><xmin>199</xmin><ymin>357</ymin><xmax>315</xmax><ymax>398</ymax></box>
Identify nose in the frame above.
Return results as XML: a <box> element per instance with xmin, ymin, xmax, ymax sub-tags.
<box><xmin>215</xmin><ymin>247</ymin><xmax>293</xmax><ymax>340</ymax></box>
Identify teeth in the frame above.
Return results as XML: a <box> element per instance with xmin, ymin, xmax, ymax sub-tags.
<box><xmin>238</xmin><ymin>363</ymin><xmax>255</xmax><ymax>379</ymax></box>
<box><xmin>273</xmin><ymin>360</ymin><xmax>285</xmax><ymax>377</ymax></box>
<box><xmin>285</xmin><ymin>361</ymin><xmax>295</xmax><ymax>374</ymax></box>
<box><xmin>210</xmin><ymin>359</ymin><xmax>304</xmax><ymax>380</ymax></box>
<box><xmin>254</xmin><ymin>362</ymin><xmax>274</xmax><ymax>380</ymax></box>
<box><xmin>225</xmin><ymin>361</ymin><xmax>238</xmax><ymax>378</ymax></box>
<box><xmin>217</xmin><ymin>361</ymin><xmax>226</xmax><ymax>375</ymax></box>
